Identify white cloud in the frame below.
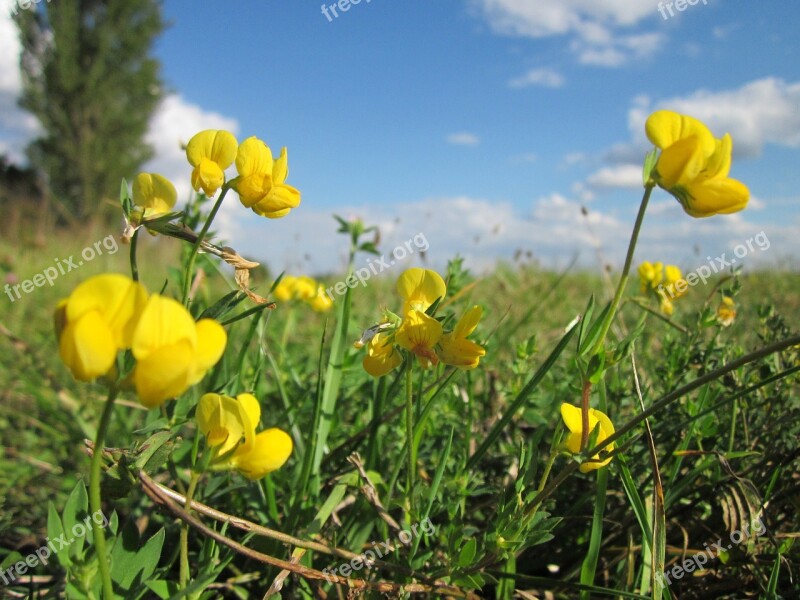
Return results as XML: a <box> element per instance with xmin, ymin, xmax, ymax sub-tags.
<box><xmin>446</xmin><ymin>132</ymin><xmax>480</xmax><ymax>146</ymax></box>
<box><xmin>586</xmin><ymin>164</ymin><xmax>643</xmax><ymax>190</ymax></box>
<box><xmin>472</xmin><ymin>0</ymin><xmax>664</xmax><ymax>67</ymax></box>
<box><xmin>509</xmin><ymin>67</ymin><xmax>564</xmax><ymax>88</ymax></box>
<box><xmin>574</xmin><ymin>32</ymin><xmax>664</xmax><ymax>67</ymax></box>
<box><xmin>628</xmin><ymin>78</ymin><xmax>800</xmax><ymax>157</ymax></box>
<box><xmin>0</xmin><ymin>1</ymin><xmax>41</xmax><ymax>162</ymax></box>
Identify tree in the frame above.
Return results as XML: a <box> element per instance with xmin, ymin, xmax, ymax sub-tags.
<box><xmin>14</xmin><ymin>0</ymin><xmax>165</xmax><ymax>226</ymax></box>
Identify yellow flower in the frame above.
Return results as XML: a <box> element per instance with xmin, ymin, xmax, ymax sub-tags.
<box><xmin>396</xmin><ymin>268</ymin><xmax>446</xmax><ymax>316</ymax></box>
<box><xmin>645</xmin><ymin>110</ymin><xmax>749</xmax><ymax>218</ymax></box>
<box><xmin>663</xmin><ymin>265</ymin><xmax>687</xmax><ymax>299</ymax></box>
<box><xmin>395</xmin><ymin>310</ymin><xmax>443</xmax><ymax>368</ymax></box>
<box><xmin>131</xmin><ymin>295</ymin><xmax>227</xmax><ymax>408</ymax></box>
<box><xmin>196</xmin><ymin>393</ymin><xmax>260</xmax><ymax>457</ymax></box>
<box><xmin>638</xmin><ymin>261</ymin><xmax>663</xmax><ymax>293</ymax></box>
<box><xmin>659</xmin><ymin>297</ymin><xmax>675</xmax><ymax>317</ymax></box>
<box><xmin>291</xmin><ymin>276</ymin><xmax>318</xmax><ymax>300</ymax></box>
<box><xmin>439</xmin><ymin>305</ymin><xmax>486</xmax><ymax>369</ymax></box>
<box><xmin>132</xmin><ymin>173</ymin><xmax>177</xmax><ymax>219</ymax></box>
<box><xmin>233</xmin><ymin>138</ymin><xmax>301</xmax><ymax>219</ymax></box>
<box><xmin>363</xmin><ymin>332</ymin><xmax>402</xmax><ymax>377</ymax></box>
<box><xmin>197</xmin><ymin>392</ymin><xmax>292</xmax><ymax>479</ymax></box>
<box><xmin>230</xmin><ymin>428</ymin><xmax>293</xmax><ymax>480</ymax></box>
<box><xmin>186</xmin><ymin>130</ymin><xmax>238</xmax><ymax>196</ymax></box>
<box><xmin>309</xmin><ymin>285</ymin><xmax>334</xmax><ymax>312</ymax></box>
<box><xmin>55</xmin><ymin>274</ymin><xmax>148</xmax><ymax>381</ymax></box>
<box><xmin>272</xmin><ymin>275</ymin><xmax>296</xmax><ymax>302</ymax></box>
<box><xmin>717</xmin><ymin>297</ymin><xmax>736</xmax><ymax>327</ymax></box>
<box><xmin>560</xmin><ymin>403</ymin><xmax>615</xmax><ymax>473</ymax></box>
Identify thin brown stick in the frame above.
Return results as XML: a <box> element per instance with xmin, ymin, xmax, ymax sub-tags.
<box><xmin>347</xmin><ymin>452</ymin><xmax>403</xmax><ymax>533</ymax></box>
<box><xmin>139</xmin><ymin>471</ymin><xmax>477</xmax><ymax>597</ymax></box>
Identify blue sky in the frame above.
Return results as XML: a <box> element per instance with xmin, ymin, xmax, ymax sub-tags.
<box><xmin>1</xmin><ymin>0</ymin><xmax>799</xmax><ymax>274</ymax></box>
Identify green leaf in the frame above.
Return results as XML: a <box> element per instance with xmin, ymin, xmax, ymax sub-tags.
<box><xmin>46</xmin><ymin>501</ymin><xmax>71</xmax><ymax>569</ymax></box>
<box><xmin>110</xmin><ymin>527</ymin><xmax>164</xmax><ymax>593</ymax></box>
<box><xmin>578</xmin><ymin>301</ymin><xmax>612</xmax><ymax>358</ymax></box>
<box><xmin>198</xmin><ymin>290</ymin><xmax>247</xmax><ymax>321</ymax></box>
<box><xmin>134</xmin><ymin>431</ymin><xmax>175</xmax><ymax>473</ymax></box>
<box><xmin>642</xmin><ymin>147</ymin><xmax>659</xmax><ymax>184</ymax></box>
<box><xmin>457</xmin><ymin>538</ymin><xmax>477</xmax><ymax>567</ymax></box>
<box><xmin>61</xmin><ymin>482</ymin><xmax>89</xmax><ymax>562</ymax></box>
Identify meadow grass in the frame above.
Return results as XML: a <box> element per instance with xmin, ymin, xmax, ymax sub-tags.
<box><xmin>0</xmin><ymin>225</ymin><xmax>798</xmax><ymax>599</ymax></box>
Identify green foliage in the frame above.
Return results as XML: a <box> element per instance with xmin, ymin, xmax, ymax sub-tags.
<box><xmin>0</xmin><ymin>224</ymin><xmax>798</xmax><ymax>598</ymax></box>
<box><xmin>14</xmin><ymin>0</ymin><xmax>165</xmax><ymax>225</ymax></box>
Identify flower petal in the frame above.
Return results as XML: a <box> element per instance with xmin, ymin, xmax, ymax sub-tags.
<box><xmin>396</xmin><ymin>268</ymin><xmax>446</xmax><ymax>315</ymax></box>
<box><xmin>189</xmin><ymin>319</ymin><xmax>227</xmax><ymax>384</ymax></box>
<box><xmin>235</xmin><ymin>137</ymin><xmax>274</xmax><ymax>179</ymax></box>
<box><xmin>59</xmin><ymin>311</ymin><xmax>118</xmax><ymax>381</ymax></box>
<box><xmin>65</xmin><ymin>274</ymin><xmax>148</xmax><ymax>349</ymax></box>
<box><xmin>683</xmin><ymin>177</ymin><xmax>750</xmax><ymax>217</ymax></box>
<box><xmin>232</xmin><ymin>428</ymin><xmax>293</xmax><ymax>479</ymax></box>
<box><xmin>133</xmin><ymin>342</ymin><xmax>194</xmax><ymax>408</ymax></box>
<box><xmin>645</xmin><ymin>110</ymin><xmax>715</xmax><ymax>156</ymax></box>
<box><xmin>132</xmin><ymin>295</ymin><xmax>198</xmax><ymax>360</ymax></box>
<box><xmin>133</xmin><ymin>173</ymin><xmax>177</xmax><ymax>214</ymax></box>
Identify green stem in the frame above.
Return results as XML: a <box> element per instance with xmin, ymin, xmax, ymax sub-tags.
<box><xmin>182</xmin><ymin>186</ymin><xmax>230</xmax><ymax>305</ymax></box>
<box><xmin>405</xmin><ymin>358</ymin><xmax>415</xmax><ymax>517</ymax></box>
<box><xmin>580</xmin><ymin>378</ymin><xmax>591</xmax><ymax>451</ymax></box>
<box><xmin>589</xmin><ymin>184</ymin><xmax>654</xmax><ymax>356</ymax></box>
<box><xmin>179</xmin><ymin>471</ymin><xmax>202</xmax><ymax>588</ymax></box>
<box><xmin>129</xmin><ymin>228</ymin><xmax>140</xmax><ymax>282</ymax></box>
<box><xmin>89</xmin><ymin>386</ymin><xmax>118</xmax><ymax>600</ymax></box>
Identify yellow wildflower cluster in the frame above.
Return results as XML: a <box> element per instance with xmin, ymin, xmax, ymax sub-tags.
<box><xmin>638</xmin><ymin>261</ymin><xmax>687</xmax><ymax>316</ymax></box>
<box><xmin>196</xmin><ymin>393</ymin><xmax>292</xmax><ymax>480</ymax></box>
<box><xmin>646</xmin><ymin>110</ymin><xmax>749</xmax><ymax>218</ymax></box>
<box><xmin>131</xmin><ymin>129</ymin><xmax>301</xmax><ymax>224</ymax></box>
<box><xmin>356</xmin><ymin>268</ymin><xmax>486</xmax><ymax>377</ymax></box>
<box><xmin>273</xmin><ymin>275</ymin><xmax>333</xmax><ymax>312</ymax></box>
<box><xmin>55</xmin><ymin>274</ymin><xmax>226</xmax><ymax>408</ymax></box>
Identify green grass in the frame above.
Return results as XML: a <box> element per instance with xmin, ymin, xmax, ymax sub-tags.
<box><xmin>1</xmin><ymin>225</ymin><xmax>798</xmax><ymax>599</ymax></box>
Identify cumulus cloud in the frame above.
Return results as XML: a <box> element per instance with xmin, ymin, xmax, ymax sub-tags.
<box><xmin>628</xmin><ymin>78</ymin><xmax>800</xmax><ymax>157</ymax></box>
<box><xmin>509</xmin><ymin>67</ymin><xmax>565</xmax><ymax>88</ymax></box>
<box><xmin>471</xmin><ymin>0</ymin><xmax>664</xmax><ymax>67</ymax></box>
<box><xmin>446</xmin><ymin>132</ymin><xmax>481</xmax><ymax>146</ymax></box>
<box><xmin>586</xmin><ymin>164</ymin><xmax>643</xmax><ymax>190</ymax></box>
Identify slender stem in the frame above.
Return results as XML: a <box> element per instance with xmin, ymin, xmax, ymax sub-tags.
<box><xmin>405</xmin><ymin>358</ymin><xmax>415</xmax><ymax>516</ymax></box>
<box><xmin>179</xmin><ymin>471</ymin><xmax>202</xmax><ymax>588</ymax></box>
<box><xmin>580</xmin><ymin>379</ymin><xmax>591</xmax><ymax>451</ymax></box>
<box><xmin>129</xmin><ymin>228</ymin><xmax>140</xmax><ymax>282</ymax></box>
<box><xmin>589</xmin><ymin>184</ymin><xmax>654</xmax><ymax>356</ymax></box>
<box><xmin>182</xmin><ymin>186</ymin><xmax>230</xmax><ymax>305</ymax></box>
<box><xmin>727</xmin><ymin>397</ymin><xmax>738</xmax><ymax>453</ymax></box>
<box><xmin>89</xmin><ymin>386</ymin><xmax>118</xmax><ymax>600</ymax></box>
